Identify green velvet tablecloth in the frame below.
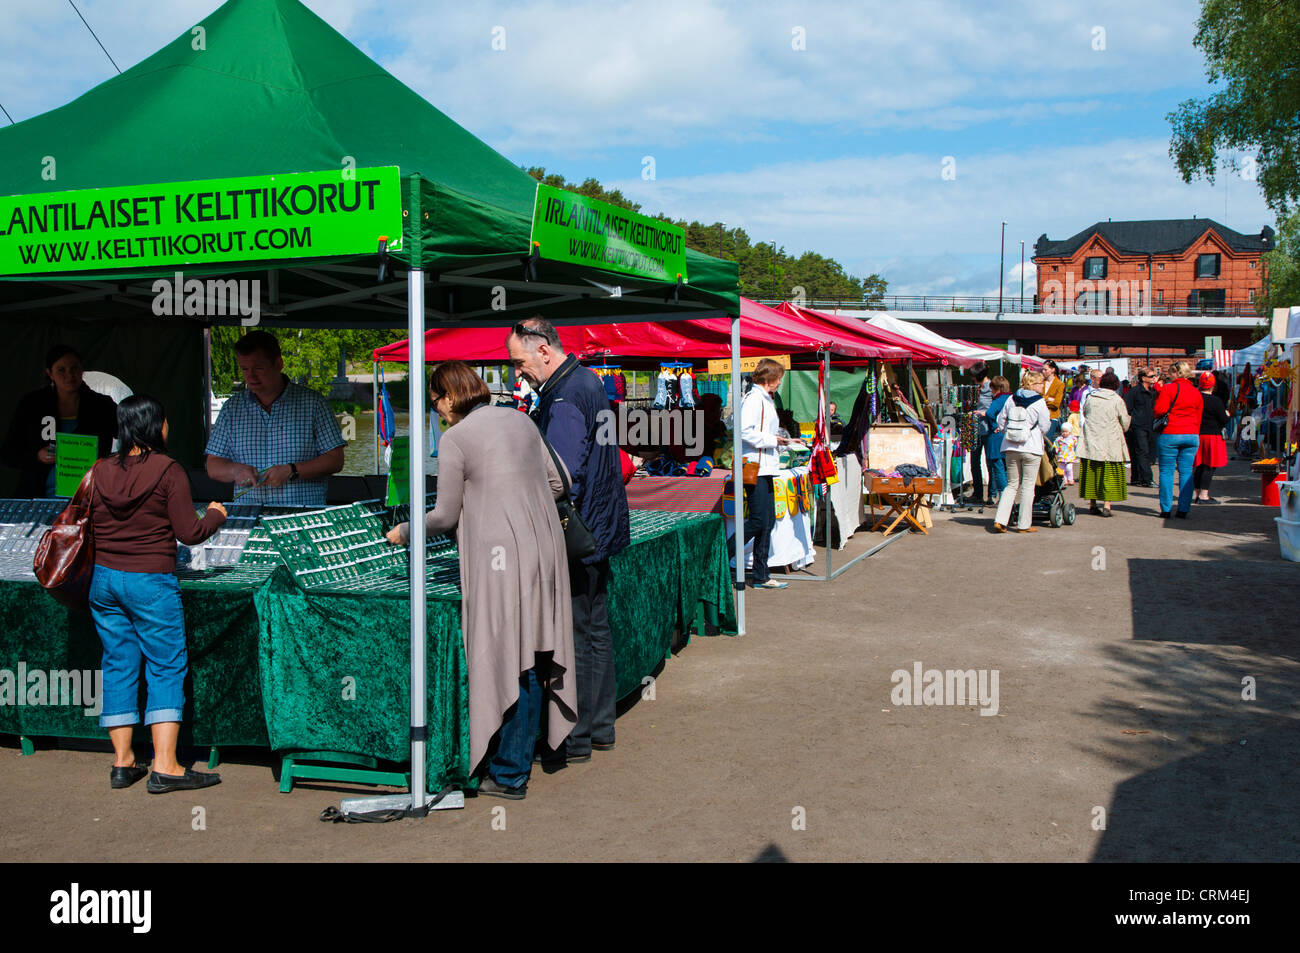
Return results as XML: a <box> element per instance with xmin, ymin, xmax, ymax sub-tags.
<box><xmin>0</xmin><ymin>570</ymin><xmax>269</xmax><ymax>747</ymax></box>
<box><xmin>1</xmin><ymin>512</ymin><xmax>736</xmax><ymax>793</ymax></box>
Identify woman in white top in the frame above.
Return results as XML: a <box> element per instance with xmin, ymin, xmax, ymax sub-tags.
<box><xmin>740</xmin><ymin>359</ymin><xmax>791</xmax><ymax>588</ymax></box>
<box><xmin>992</xmin><ymin>370</ymin><xmax>1052</xmax><ymax>533</ymax></box>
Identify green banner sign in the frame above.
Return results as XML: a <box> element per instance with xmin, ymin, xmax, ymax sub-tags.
<box><xmin>530</xmin><ymin>182</ymin><xmax>687</xmax><ymax>283</ymax></box>
<box><xmin>54</xmin><ymin>433</ymin><xmax>99</xmax><ymax>497</ymax></box>
<box><xmin>0</xmin><ymin>167</ymin><xmax>403</xmax><ymax>276</ymax></box>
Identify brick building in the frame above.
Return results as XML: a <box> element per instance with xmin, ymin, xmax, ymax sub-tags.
<box><xmin>1032</xmin><ymin>218</ymin><xmax>1273</xmax><ymax>372</ymax></box>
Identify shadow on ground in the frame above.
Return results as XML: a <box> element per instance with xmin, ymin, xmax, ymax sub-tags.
<box><xmin>1085</xmin><ymin>475</ymin><xmax>1300</xmax><ymax>861</ymax></box>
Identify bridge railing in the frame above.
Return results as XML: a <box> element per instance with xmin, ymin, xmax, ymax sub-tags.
<box><xmin>760</xmin><ymin>296</ymin><xmax>1263</xmax><ymax>318</ymax></box>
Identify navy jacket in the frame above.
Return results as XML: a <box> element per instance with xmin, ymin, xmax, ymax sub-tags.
<box><xmin>533</xmin><ymin>354</ymin><xmax>630</xmax><ymax>565</ymax></box>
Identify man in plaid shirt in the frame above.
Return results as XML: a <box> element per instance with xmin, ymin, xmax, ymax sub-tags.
<box><xmin>205</xmin><ymin>331</ymin><xmax>346</xmax><ymax>507</ymax></box>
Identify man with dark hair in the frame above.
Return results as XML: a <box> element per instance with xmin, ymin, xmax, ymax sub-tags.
<box><xmin>506</xmin><ymin>317</ymin><xmax>629</xmax><ymax>763</ymax></box>
<box><xmin>205</xmin><ymin>330</ymin><xmax>345</xmax><ymax>506</ymax></box>
<box><xmin>968</xmin><ymin>361</ymin><xmax>992</xmax><ymax>503</ymax></box>
<box><xmin>1124</xmin><ymin>366</ymin><xmax>1158</xmax><ymax>487</ymax></box>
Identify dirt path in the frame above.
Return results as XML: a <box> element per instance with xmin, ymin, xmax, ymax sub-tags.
<box><xmin>3</xmin><ymin>460</ymin><xmax>1297</xmax><ymax>862</ymax></box>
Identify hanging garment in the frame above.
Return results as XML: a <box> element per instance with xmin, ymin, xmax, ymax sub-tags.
<box><xmin>679</xmin><ymin>370</ymin><xmax>696</xmax><ymax>409</ymax></box>
<box><xmin>377</xmin><ymin>364</ymin><xmax>397</xmax><ymax>447</ymax></box>
<box><xmin>652</xmin><ymin>368</ymin><xmax>671</xmax><ymax>409</ymax></box>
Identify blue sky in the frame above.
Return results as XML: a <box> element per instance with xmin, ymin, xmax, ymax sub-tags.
<box><xmin>0</xmin><ymin>0</ymin><xmax>1275</xmax><ymax>298</ymax></box>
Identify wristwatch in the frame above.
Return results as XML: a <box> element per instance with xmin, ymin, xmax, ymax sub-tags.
<box><xmin>289</xmin><ymin>463</ymin><xmax>300</xmax><ymax>481</ymax></box>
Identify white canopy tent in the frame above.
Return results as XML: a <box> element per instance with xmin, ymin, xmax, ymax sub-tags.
<box><xmin>865</xmin><ymin>313</ymin><xmax>1030</xmax><ymax>366</ymax></box>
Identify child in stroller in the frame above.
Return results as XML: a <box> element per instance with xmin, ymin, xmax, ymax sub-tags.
<box><xmin>1009</xmin><ymin>439</ymin><xmax>1077</xmax><ymax>527</ymax></box>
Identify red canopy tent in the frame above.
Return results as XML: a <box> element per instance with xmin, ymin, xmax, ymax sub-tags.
<box><xmin>372</xmin><ymin>296</ymin><xmax>911</xmax><ymax>364</ymax></box>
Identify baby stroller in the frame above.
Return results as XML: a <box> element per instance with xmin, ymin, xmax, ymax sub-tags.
<box><xmin>1009</xmin><ymin>440</ymin><xmax>1076</xmax><ymax>528</ymax></box>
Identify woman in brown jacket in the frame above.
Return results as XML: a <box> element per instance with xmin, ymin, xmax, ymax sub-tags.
<box><xmin>88</xmin><ymin>396</ymin><xmax>227</xmax><ymax>792</ymax></box>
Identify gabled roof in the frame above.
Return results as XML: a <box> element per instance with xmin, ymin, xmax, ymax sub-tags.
<box><xmin>1034</xmin><ymin>219</ymin><xmax>1275</xmax><ymax>259</ymax></box>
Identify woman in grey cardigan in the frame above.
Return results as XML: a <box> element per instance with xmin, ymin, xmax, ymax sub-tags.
<box><xmin>388</xmin><ymin>361</ymin><xmax>576</xmax><ymax>800</ymax></box>
<box><xmin>1076</xmin><ymin>370</ymin><xmax>1131</xmax><ymax>516</ymax></box>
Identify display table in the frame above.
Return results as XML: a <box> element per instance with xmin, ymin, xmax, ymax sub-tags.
<box><xmin>625</xmin><ymin>470</ymin><xmax>729</xmax><ymax>513</ymax></box>
<box><xmin>724</xmin><ymin>466</ymin><xmax>816</xmax><ymax>572</ymax></box>
<box><xmin>1</xmin><ymin>511</ymin><xmax>736</xmax><ymax>793</ymax></box>
<box><xmin>865</xmin><ymin>472</ymin><xmax>943</xmax><ymax>536</ymax></box>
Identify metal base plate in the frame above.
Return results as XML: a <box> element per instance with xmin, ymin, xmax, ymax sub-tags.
<box><xmin>339</xmin><ymin>790</ymin><xmax>465</xmax><ymax>815</ymax></box>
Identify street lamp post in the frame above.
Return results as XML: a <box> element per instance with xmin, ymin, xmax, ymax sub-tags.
<box><xmin>999</xmin><ymin>221</ymin><xmax>1006</xmax><ymax>313</ymax></box>
<box><xmin>1019</xmin><ymin>240</ymin><xmax>1025</xmax><ymax>312</ymax></box>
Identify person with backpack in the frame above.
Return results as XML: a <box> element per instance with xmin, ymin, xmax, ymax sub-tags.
<box><xmin>991</xmin><ymin>371</ymin><xmax>1051</xmax><ymax>533</ymax></box>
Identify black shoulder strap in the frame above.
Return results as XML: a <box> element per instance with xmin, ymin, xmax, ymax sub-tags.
<box><xmin>539</xmin><ymin>435</ymin><xmax>573</xmax><ymax>502</ymax></box>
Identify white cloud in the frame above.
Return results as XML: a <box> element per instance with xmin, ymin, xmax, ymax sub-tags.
<box><xmin>603</xmin><ymin>139</ymin><xmax>1274</xmax><ymax>295</ymax></box>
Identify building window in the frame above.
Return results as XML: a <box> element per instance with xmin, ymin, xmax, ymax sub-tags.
<box><xmin>1156</xmin><ymin>289</ymin><xmax>1164</xmax><ymax>304</ymax></box>
<box><xmin>1197</xmin><ymin>253</ymin><xmax>1221</xmax><ymax>278</ymax></box>
<box><xmin>1250</xmin><ymin>260</ymin><xmax>1257</xmax><ymax>269</ymax></box>
<box><xmin>1052</xmin><ymin>265</ymin><xmax>1059</xmax><ymax>272</ymax></box>
<box><xmin>1084</xmin><ymin>257</ymin><xmax>1107</xmax><ymax>279</ymax></box>
<box><xmin>1189</xmin><ymin>289</ymin><xmax>1225</xmax><ymax>313</ymax></box>
<box><xmin>1157</xmin><ymin>263</ymin><xmax>1164</xmax><ymax>271</ymax></box>
<box><xmin>1249</xmin><ymin>289</ymin><xmax>1256</xmax><ymax>301</ymax></box>
<box><xmin>1076</xmin><ymin>290</ymin><xmax>1110</xmax><ymax>314</ymax></box>
<box><xmin>1138</xmin><ymin>263</ymin><xmax>1145</xmax><ymax>271</ymax></box>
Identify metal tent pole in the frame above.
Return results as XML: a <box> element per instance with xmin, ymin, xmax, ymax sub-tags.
<box><xmin>731</xmin><ymin>314</ymin><xmax>745</xmax><ymax>635</ymax></box>
<box><xmin>373</xmin><ymin>359</ymin><xmax>380</xmax><ymax>475</ymax></box>
<box><xmin>405</xmin><ymin>266</ymin><xmax>428</xmax><ymax>810</ymax></box>
<box><xmin>341</xmin><ymin>174</ymin><xmax>460</xmax><ymax>817</ymax></box>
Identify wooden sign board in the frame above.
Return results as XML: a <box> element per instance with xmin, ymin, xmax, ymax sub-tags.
<box><xmin>865</xmin><ymin>423</ymin><xmax>930</xmax><ymax>472</ymax></box>
<box><xmin>707</xmin><ymin>354</ymin><xmax>791</xmax><ymax>375</ymax></box>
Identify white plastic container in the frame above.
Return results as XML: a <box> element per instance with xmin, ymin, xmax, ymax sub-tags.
<box><xmin>1278</xmin><ymin>482</ymin><xmax>1300</xmax><ymax>522</ymax></box>
<box><xmin>1276</xmin><ymin>517</ymin><xmax>1300</xmax><ymax>563</ymax></box>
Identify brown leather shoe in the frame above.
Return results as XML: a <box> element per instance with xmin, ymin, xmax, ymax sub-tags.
<box><xmin>1017</xmin><ymin>526</ymin><xmax>1039</xmax><ymax>533</ymax></box>
<box><xmin>993</xmin><ymin>523</ymin><xmax>1007</xmax><ymax>533</ymax></box>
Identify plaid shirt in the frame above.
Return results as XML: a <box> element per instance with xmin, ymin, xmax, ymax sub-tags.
<box><xmin>205</xmin><ymin>378</ymin><xmax>345</xmax><ymax>507</ymax></box>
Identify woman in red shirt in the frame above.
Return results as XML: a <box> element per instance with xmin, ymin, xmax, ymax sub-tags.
<box><xmin>1153</xmin><ymin>361</ymin><xmax>1204</xmax><ymax>518</ymax></box>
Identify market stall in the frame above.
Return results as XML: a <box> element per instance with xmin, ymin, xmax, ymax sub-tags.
<box><xmin>0</xmin><ymin>0</ymin><xmax>746</xmax><ymax>811</ymax></box>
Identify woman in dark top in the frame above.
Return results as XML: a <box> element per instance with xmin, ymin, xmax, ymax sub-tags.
<box><xmin>87</xmin><ymin>395</ymin><xmax>226</xmax><ymax>793</ymax></box>
<box><xmin>1</xmin><ymin>345</ymin><xmax>118</xmax><ymax>498</ymax></box>
<box><xmin>1193</xmin><ymin>371</ymin><xmax>1231</xmax><ymax>504</ymax></box>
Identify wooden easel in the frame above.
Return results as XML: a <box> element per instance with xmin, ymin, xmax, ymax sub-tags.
<box><xmin>863</xmin><ymin>423</ymin><xmax>942</xmax><ymax>536</ymax></box>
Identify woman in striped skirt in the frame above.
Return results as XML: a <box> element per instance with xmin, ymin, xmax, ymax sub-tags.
<box><xmin>1076</xmin><ymin>370</ymin><xmax>1131</xmax><ymax>516</ymax></box>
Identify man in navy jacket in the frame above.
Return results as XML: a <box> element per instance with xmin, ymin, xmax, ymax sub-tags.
<box><xmin>507</xmin><ymin>318</ymin><xmax>630</xmax><ymax>762</ymax></box>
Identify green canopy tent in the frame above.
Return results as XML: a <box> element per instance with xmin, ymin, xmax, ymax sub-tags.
<box><xmin>0</xmin><ymin>0</ymin><xmax>746</xmax><ymax>814</ymax></box>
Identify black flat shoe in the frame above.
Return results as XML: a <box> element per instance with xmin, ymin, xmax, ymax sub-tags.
<box><xmin>110</xmin><ymin>764</ymin><xmax>149</xmax><ymax>789</ymax></box>
<box><xmin>146</xmin><ymin>768</ymin><xmax>222</xmax><ymax>794</ymax></box>
<box><xmin>1159</xmin><ymin>510</ymin><xmax>1172</xmax><ymax>518</ymax></box>
<box><xmin>1175</xmin><ymin>511</ymin><xmax>1189</xmax><ymax>519</ymax></box>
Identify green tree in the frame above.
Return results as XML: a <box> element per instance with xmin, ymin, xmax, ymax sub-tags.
<box><xmin>1167</xmin><ymin>0</ymin><xmax>1300</xmax><ymax>213</ymax></box>
<box><xmin>208</xmin><ymin>327</ymin><xmax>402</xmax><ymax>396</ymax></box>
<box><xmin>1260</xmin><ymin>208</ymin><xmax>1300</xmax><ymax>317</ymax></box>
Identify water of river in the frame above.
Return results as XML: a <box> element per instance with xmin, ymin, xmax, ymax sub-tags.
<box><xmin>341</xmin><ymin>411</ymin><xmax>438</xmax><ymax>476</ymax></box>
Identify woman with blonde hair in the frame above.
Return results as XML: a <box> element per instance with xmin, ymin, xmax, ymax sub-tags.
<box><xmin>1152</xmin><ymin>360</ymin><xmax>1204</xmax><ymax>519</ymax></box>
<box><xmin>992</xmin><ymin>370</ymin><xmax>1051</xmax><ymax>533</ymax></box>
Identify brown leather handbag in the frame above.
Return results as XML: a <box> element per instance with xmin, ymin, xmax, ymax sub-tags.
<box><xmin>33</xmin><ymin>463</ymin><xmax>99</xmax><ymax>611</ymax></box>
